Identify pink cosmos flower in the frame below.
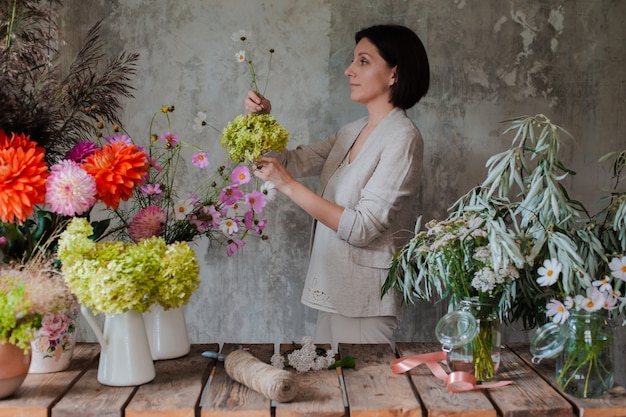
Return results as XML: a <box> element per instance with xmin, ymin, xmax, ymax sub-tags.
<box><xmin>149</xmin><ymin>157</ymin><xmax>163</xmax><ymax>173</ymax></box>
<box><xmin>106</xmin><ymin>134</ymin><xmax>132</xmax><ymax>146</ymax></box>
<box><xmin>140</xmin><ymin>183</ymin><xmax>163</xmax><ymax>196</ymax></box>
<box><xmin>192</xmin><ymin>152</ymin><xmax>209</xmax><ymax>168</ymax></box>
<box><xmin>245</xmin><ymin>190</ymin><xmax>267</xmax><ymax>212</ymax></box>
<box><xmin>46</xmin><ymin>160</ymin><xmax>97</xmax><ymax>216</ymax></box>
<box><xmin>160</xmin><ymin>132</ymin><xmax>179</xmax><ymax>148</ymax></box>
<box><xmin>231</xmin><ymin>165</ymin><xmax>251</xmax><ymax>184</ymax></box>
<box><xmin>226</xmin><ymin>239</ymin><xmax>245</xmax><ymax>256</ymax></box>
<box><xmin>255</xmin><ymin>217</ymin><xmax>268</xmax><ymax>235</ymax></box>
<box><xmin>128</xmin><ymin>205</ymin><xmax>166</xmax><ymax>242</ymax></box>
<box><xmin>220</xmin><ymin>185</ymin><xmax>244</xmax><ymax>206</ymax></box>
<box><xmin>64</xmin><ymin>141</ymin><xmax>100</xmax><ymax>163</ymax></box>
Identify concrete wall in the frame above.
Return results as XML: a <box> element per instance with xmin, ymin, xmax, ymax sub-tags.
<box><xmin>61</xmin><ymin>0</ymin><xmax>625</xmax><ymax>385</ymax></box>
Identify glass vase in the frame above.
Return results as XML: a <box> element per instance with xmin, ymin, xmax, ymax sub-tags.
<box><xmin>441</xmin><ymin>297</ymin><xmax>502</xmax><ymax>382</ymax></box>
<box><xmin>555</xmin><ymin>309</ymin><xmax>614</xmax><ymax>398</ymax></box>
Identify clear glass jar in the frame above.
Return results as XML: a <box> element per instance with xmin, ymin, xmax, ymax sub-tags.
<box><xmin>436</xmin><ymin>297</ymin><xmax>502</xmax><ymax>382</ymax></box>
<box><xmin>555</xmin><ymin>310</ymin><xmax>614</xmax><ymax>398</ymax></box>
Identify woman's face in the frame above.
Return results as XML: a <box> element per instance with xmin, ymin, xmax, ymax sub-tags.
<box><xmin>344</xmin><ymin>38</ymin><xmax>396</xmax><ymax>106</ymax></box>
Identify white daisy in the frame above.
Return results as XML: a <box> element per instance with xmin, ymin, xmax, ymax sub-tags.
<box><xmin>546</xmin><ymin>299</ymin><xmax>570</xmax><ymax>325</ymax></box>
<box><xmin>235</xmin><ymin>50</ymin><xmax>245</xmax><ymax>63</ymax></box>
<box><xmin>536</xmin><ymin>258</ymin><xmax>561</xmax><ymax>287</ymax></box>
<box><xmin>609</xmin><ymin>256</ymin><xmax>626</xmax><ymax>281</ymax></box>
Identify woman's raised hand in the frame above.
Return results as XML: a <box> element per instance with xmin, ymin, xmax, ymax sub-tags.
<box><xmin>245</xmin><ymin>90</ymin><xmax>272</xmax><ymax>114</ymax></box>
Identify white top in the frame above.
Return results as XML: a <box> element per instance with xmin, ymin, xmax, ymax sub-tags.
<box><xmin>301</xmin><ymin>152</ymin><xmax>351</xmax><ymax>313</ymax></box>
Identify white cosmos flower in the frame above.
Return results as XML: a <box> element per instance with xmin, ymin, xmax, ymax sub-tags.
<box><xmin>174</xmin><ymin>199</ymin><xmax>193</xmax><ymax>220</ymax></box>
<box><xmin>536</xmin><ymin>258</ymin><xmax>561</xmax><ymax>287</ymax></box>
<box><xmin>231</xmin><ymin>29</ymin><xmax>251</xmax><ymax>42</ymax></box>
<box><xmin>192</xmin><ymin>111</ymin><xmax>208</xmax><ymax>133</ymax></box>
<box><xmin>235</xmin><ymin>50</ymin><xmax>246</xmax><ymax>63</ymax></box>
<box><xmin>220</xmin><ymin>217</ymin><xmax>239</xmax><ymax>236</ymax></box>
<box><xmin>260</xmin><ymin>181</ymin><xmax>277</xmax><ymax>201</ymax></box>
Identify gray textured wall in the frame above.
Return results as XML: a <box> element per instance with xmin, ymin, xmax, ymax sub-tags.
<box><xmin>61</xmin><ymin>0</ymin><xmax>625</xmax><ymax>385</ymax></box>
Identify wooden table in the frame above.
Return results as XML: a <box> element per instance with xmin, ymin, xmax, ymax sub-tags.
<box><xmin>1</xmin><ymin>342</ymin><xmax>625</xmax><ymax>417</ymax></box>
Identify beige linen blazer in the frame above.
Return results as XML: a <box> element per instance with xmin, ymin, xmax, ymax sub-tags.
<box><xmin>279</xmin><ymin>107</ymin><xmax>423</xmax><ymax>318</ymax></box>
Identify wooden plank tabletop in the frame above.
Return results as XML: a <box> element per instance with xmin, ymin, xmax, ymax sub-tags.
<box><xmin>510</xmin><ymin>343</ymin><xmax>626</xmax><ymax>417</ymax></box>
<box><xmin>0</xmin><ymin>342</ymin><xmax>624</xmax><ymax>417</ymax></box>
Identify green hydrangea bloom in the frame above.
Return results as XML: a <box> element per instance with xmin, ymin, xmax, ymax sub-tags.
<box><xmin>58</xmin><ymin>218</ymin><xmax>201</xmax><ymax>314</ymax></box>
<box><xmin>0</xmin><ymin>278</ymin><xmax>42</xmax><ymax>352</ymax></box>
<box><xmin>220</xmin><ymin>113</ymin><xmax>289</xmax><ymax>162</ymax></box>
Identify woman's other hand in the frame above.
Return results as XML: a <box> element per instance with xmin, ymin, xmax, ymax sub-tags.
<box><xmin>245</xmin><ymin>90</ymin><xmax>272</xmax><ymax>114</ymax></box>
<box><xmin>253</xmin><ymin>156</ymin><xmax>293</xmax><ymax>192</ymax></box>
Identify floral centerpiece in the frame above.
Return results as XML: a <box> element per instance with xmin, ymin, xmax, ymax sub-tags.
<box><xmin>384</xmin><ymin>114</ymin><xmax>625</xmax><ymax>390</ymax></box>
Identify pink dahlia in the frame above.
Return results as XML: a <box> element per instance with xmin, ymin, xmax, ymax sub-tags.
<box><xmin>128</xmin><ymin>205</ymin><xmax>166</xmax><ymax>242</ymax></box>
<box><xmin>46</xmin><ymin>160</ymin><xmax>97</xmax><ymax>216</ymax></box>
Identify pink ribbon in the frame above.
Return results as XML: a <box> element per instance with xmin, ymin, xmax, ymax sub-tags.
<box><xmin>391</xmin><ymin>351</ymin><xmax>513</xmax><ymax>392</ymax></box>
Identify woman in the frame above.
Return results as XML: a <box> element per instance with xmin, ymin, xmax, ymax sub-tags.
<box><xmin>246</xmin><ymin>24</ymin><xmax>430</xmax><ymax>350</ymax></box>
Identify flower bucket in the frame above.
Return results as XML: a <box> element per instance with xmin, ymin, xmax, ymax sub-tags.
<box><xmin>143</xmin><ymin>303</ymin><xmax>190</xmax><ymax>360</ymax></box>
<box><xmin>436</xmin><ymin>297</ymin><xmax>501</xmax><ymax>382</ymax></box>
<box><xmin>0</xmin><ymin>341</ymin><xmax>31</xmax><ymax>399</ymax></box>
<box><xmin>29</xmin><ymin>308</ymin><xmax>78</xmax><ymax>374</ymax></box>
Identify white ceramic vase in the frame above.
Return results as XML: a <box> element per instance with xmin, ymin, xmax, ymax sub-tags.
<box><xmin>143</xmin><ymin>303</ymin><xmax>190</xmax><ymax>360</ymax></box>
<box><xmin>29</xmin><ymin>308</ymin><xmax>78</xmax><ymax>374</ymax></box>
<box><xmin>80</xmin><ymin>306</ymin><xmax>155</xmax><ymax>386</ymax></box>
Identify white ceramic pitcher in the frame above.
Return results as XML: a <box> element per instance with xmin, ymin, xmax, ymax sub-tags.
<box><xmin>80</xmin><ymin>306</ymin><xmax>155</xmax><ymax>386</ymax></box>
<box><xmin>143</xmin><ymin>304</ymin><xmax>190</xmax><ymax>360</ymax></box>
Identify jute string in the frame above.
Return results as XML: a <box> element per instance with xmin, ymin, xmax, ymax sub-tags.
<box><xmin>224</xmin><ymin>349</ymin><xmax>299</xmax><ymax>403</ymax></box>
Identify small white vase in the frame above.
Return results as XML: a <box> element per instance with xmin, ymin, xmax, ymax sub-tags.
<box><xmin>81</xmin><ymin>306</ymin><xmax>155</xmax><ymax>386</ymax></box>
<box><xmin>29</xmin><ymin>308</ymin><xmax>78</xmax><ymax>374</ymax></box>
<box><xmin>143</xmin><ymin>304</ymin><xmax>190</xmax><ymax>360</ymax></box>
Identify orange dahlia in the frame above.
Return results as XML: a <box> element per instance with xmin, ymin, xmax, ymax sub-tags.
<box><xmin>82</xmin><ymin>143</ymin><xmax>149</xmax><ymax>209</ymax></box>
<box><xmin>0</xmin><ymin>137</ymin><xmax>49</xmax><ymax>224</ymax></box>
<box><xmin>0</xmin><ymin>130</ymin><xmax>37</xmax><ymax>151</ymax></box>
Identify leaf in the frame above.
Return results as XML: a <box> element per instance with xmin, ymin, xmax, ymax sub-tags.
<box><xmin>328</xmin><ymin>356</ymin><xmax>355</xmax><ymax>369</ymax></box>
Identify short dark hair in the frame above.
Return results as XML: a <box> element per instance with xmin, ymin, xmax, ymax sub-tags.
<box><xmin>355</xmin><ymin>24</ymin><xmax>430</xmax><ymax>110</ymax></box>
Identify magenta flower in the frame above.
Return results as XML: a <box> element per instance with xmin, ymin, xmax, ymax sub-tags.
<box><xmin>140</xmin><ymin>183</ymin><xmax>163</xmax><ymax>196</ymax></box>
<box><xmin>220</xmin><ymin>185</ymin><xmax>244</xmax><ymax>206</ymax></box>
<box><xmin>65</xmin><ymin>141</ymin><xmax>100</xmax><ymax>163</ymax></box>
<box><xmin>107</xmin><ymin>134</ymin><xmax>132</xmax><ymax>146</ymax></box>
<box><xmin>231</xmin><ymin>165</ymin><xmax>251</xmax><ymax>184</ymax></box>
<box><xmin>245</xmin><ymin>190</ymin><xmax>267</xmax><ymax>212</ymax></box>
<box><xmin>192</xmin><ymin>152</ymin><xmax>209</xmax><ymax>168</ymax></box>
<box><xmin>160</xmin><ymin>132</ymin><xmax>179</xmax><ymax>148</ymax></box>
<box><xmin>45</xmin><ymin>160</ymin><xmax>97</xmax><ymax>216</ymax></box>
<box><xmin>255</xmin><ymin>217</ymin><xmax>268</xmax><ymax>235</ymax></box>
<box><xmin>149</xmin><ymin>157</ymin><xmax>163</xmax><ymax>173</ymax></box>
<box><xmin>128</xmin><ymin>206</ymin><xmax>166</xmax><ymax>242</ymax></box>
<box><xmin>226</xmin><ymin>239</ymin><xmax>245</xmax><ymax>256</ymax></box>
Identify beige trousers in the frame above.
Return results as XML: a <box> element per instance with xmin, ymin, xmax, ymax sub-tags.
<box><xmin>315</xmin><ymin>311</ymin><xmax>399</xmax><ymax>352</ymax></box>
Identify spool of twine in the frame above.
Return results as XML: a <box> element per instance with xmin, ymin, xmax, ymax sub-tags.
<box><xmin>224</xmin><ymin>349</ymin><xmax>299</xmax><ymax>403</ymax></box>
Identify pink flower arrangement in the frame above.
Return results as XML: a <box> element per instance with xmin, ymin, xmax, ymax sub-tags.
<box><xmin>104</xmin><ymin>106</ymin><xmax>275</xmax><ymax>256</ymax></box>
<box><xmin>0</xmin><ymin>130</ymin><xmax>148</xmax><ymax>263</ymax></box>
